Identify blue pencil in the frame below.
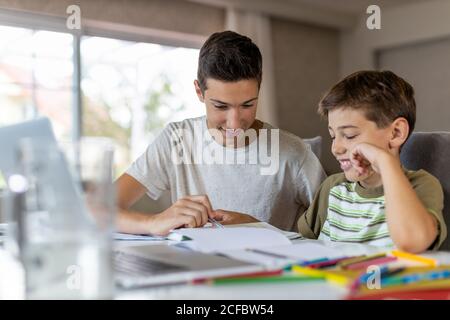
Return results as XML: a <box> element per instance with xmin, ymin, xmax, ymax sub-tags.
<box><xmin>358</xmin><ymin>266</ymin><xmax>405</xmax><ymax>285</ymax></box>
<box><xmin>381</xmin><ymin>269</ymin><xmax>450</xmax><ymax>286</ymax></box>
<box><xmin>300</xmin><ymin>257</ymin><xmax>330</xmax><ymax>266</ymax></box>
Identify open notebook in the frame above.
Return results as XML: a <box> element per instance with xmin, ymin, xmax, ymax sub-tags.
<box><xmin>114</xmin><ymin>227</ymin><xmax>344</xmax><ymax>287</ymax></box>
<box><xmin>114</xmin><ymin>221</ymin><xmax>302</xmax><ymax>241</ymax></box>
<box><xmin>168</xmin><ymin>227</ymin><xmax>342</xmax><ymax>267</ymax></box>
<box><xmin>222</xmin><ymin>222</ymin><xmax>303</xmax><ymax>240</ymax></box>
<box><xmin>168</xmin><ymin>227</ymin><xmax>292</xmax><ymax>252</ymax></box>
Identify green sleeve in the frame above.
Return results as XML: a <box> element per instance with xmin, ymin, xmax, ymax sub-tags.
<box><xmin>297</xmin><ymin>173</ymin><xmax>346</xmax><ymax>239</ymax></box>
<box><xmin>407</xmin><ymin>170</ymin><xmax>447</xmax><ymax>250</ymax></box>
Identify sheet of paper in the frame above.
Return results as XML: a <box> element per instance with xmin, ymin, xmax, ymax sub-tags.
<box><xmin>218</xmin><ymin>249</ymin><xmax>295</xmax><ymax>268</ymax></box>
<box><xmin>224</xmin><ymin>222</ymin><xmax>303</xmax><ymax>240</ymax></box>
<box><xmin>114</xmin><ymin>232</ymin><xmax>168</xmax><ymax>241</ymax></box>
<box><xmin>170</xmin><ymin>227</ymin><xmax>291</xmax><ymax>253</ymax></box>
<box><xmin>255</xmin><ymin>242</ymin><xmax>343</xmax><ymax>261</ymax></box>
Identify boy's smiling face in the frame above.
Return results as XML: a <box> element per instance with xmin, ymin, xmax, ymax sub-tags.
<box><xmin>195</xmin><ymin>78</ymin><xmax>260</xmax><ymax>147</ymax></box>
<box><xmin>328</xmin><ymin>107</ymin><xmax>394</xmax><ymax>187</ymax></box>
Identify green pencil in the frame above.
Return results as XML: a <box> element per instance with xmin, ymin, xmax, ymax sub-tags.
<box><xmin>210</xmin><ymin>274</ymin><xmax>326</xmax><ymax>285</ymax></box>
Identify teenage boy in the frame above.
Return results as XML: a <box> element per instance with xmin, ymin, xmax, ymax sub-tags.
<box><xmin>116</xmin><ymin>31</ymin><xmax>326</xmax><ymax>235</ymax></box>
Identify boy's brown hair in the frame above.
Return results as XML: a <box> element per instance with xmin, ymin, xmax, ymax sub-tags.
<box><xmin>197</xmin><ymin>31</ymin><xmax>262</xmax><ymax>93</ymax></box>
<box><xmin>318</xmin><ymin>70</ymin><xmax>416</xmax><ymax>139</ymax></box>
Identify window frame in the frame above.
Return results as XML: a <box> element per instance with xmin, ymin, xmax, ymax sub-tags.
<box><xmin>0</xmin><ymin>8</ymin><xmax>205</xmax><ymax>141</ymax></box>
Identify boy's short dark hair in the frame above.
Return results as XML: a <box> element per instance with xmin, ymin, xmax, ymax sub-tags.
<box><xmin>318</xmin><ymin>70</ymin><xmax>416</xmax><ymax>139</ymax></box>
<box><xmin>197</xmin><ymin>30</ymin><xmax>262</xmax><ymax>93</ymax></box>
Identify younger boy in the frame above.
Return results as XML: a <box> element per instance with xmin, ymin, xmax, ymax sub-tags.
<box><xmin>298</xmin><ymin>70</ymin><xmax>447</xmax><ymax>253</ymax></box>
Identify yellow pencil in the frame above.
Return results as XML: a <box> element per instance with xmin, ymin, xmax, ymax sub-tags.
<box><xmin>292</xmin><ymin>265</ymin><xmax>350</xmax><ymax>286</ymax></box>
<box><xmin>391</xmin><ymin>250</ymin><xmax>438</xmax><ymax>267</ymax></box>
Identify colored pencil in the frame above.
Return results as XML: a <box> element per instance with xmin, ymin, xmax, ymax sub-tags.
<box><xmin>338</xmin><ymin>253</ymin><xmax>386</xmax><ymax>269</ymax></box>
<box><xmin>307</xmin><ymin>256</ymin><xmax>351</xmax><ymax>269</ymax></box>
<box><xmin>391</xmin><ymin>250</ymin><xmax>438</xmax><ymax>267</ymax></box>
<box><xmin>191</xmin><ymin>269</ymin><xmax>283</xmax><ymax>284</ymax></box>
<box><xmin>210</xmin><ymin>274</ymin><xmax>325</xmax><ymax>285</ymax></box>
<box><xmin>344</xmin><ymin>256</ymin><xmax>398</xmax><ymax>270</ymax></box>
<box><xmin>292</xmin><ymin>265</ymin><xmax>350</xmax><ymax>286</ymax></box>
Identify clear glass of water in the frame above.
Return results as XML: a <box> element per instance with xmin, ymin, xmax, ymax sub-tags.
<box><xmin>16</xmin><ymin>137</ymin><xmax>115</xmax><ymax>299</ymax></box>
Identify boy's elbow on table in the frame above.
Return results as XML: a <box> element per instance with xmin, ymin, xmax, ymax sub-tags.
<box><xmin>393</xmin><ymin>227</ymin><xmax>438</xmax><ymax>254</ymax></box>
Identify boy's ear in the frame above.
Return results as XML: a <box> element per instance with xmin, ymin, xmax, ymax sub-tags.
<box><xmin>194</xmin><ymin>80</ymin><xmax>205</xmax><ymax>102</ymax></box>
<box><xmin>389</xmin><ymin>117</ymin><xmax>409</xmax><ymax>149</ymax></box>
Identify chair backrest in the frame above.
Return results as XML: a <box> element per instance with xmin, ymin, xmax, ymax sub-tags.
<box><xmin>400</xmin><ymin>132</ymin><xmax>450</xmax><ymax>251</ymax></box>
<box><xmin>303</xmin><ymin>136</ymin><xmax>323</xmax><ymax>161</ymax></box>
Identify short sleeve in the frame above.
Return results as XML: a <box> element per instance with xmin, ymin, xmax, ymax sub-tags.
<box><xmin>126</xmin><ymin>126</ymin><xmax>173</xmax><ymax>200</ymax></box>
<box><xmin>295</xmin><ymin>146</ymin><xmax>327</xmax><ymax>209</ymax></box>
<box><xmin>409</xmin><ymin>170</ymin><xmax>447</xmax><ymax>250</ymax></box>
<box><xmin>297</xmin><ymin>174</ymin><xmax>344</xmax><ymax>239</ymax></box>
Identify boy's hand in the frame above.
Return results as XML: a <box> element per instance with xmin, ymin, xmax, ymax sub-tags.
<box><xmin>210</xmin><ymin>210</ymin><xmax>260</xmax><ymax>225</ymax></box>
<box><xmin>350</xmin><ymin>143</ymin><xmax>395</xmax><ymax>176</ymax></box>
<box><xmin>147</xmin><ymin>195</ymin><xmax>213</xmax><ymax>235</ymax></box>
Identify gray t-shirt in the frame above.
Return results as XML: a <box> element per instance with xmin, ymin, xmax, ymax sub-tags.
<box><xmin>126</xmin><ymin>116</ymin><xmax>326</xmax><ymax>231</ymax></box>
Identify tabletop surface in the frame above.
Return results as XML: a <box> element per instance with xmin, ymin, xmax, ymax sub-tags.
<box><xmin>114</xmin><ymin>239</ymin><xmax>450</xmax><ymax>300</ymax></box>
<box><xmin>2</xmin><ymin>237</ymin><xmax>450</xmax><ymax>300</ymax></box>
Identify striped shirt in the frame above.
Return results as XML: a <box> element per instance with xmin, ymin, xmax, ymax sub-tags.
<box><xmin>298</xmin><ymin>170</ymin><xmax>447</xmax><ymax>250</ymax></box>
<box><xmin>318</xmin><ymin>181</ymin><xmax>393</xmax><ymax>247</ymax></box>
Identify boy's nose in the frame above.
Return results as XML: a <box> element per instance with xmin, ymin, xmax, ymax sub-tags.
<box><xmin>226</xmin><ymin>108</ymin><xmax>241</xmax><ymax>129</ymax></box>
<box><xmin>332</xmin><ymin>139</ymin><xmax>346</xmax><ymax>156</ymax></box>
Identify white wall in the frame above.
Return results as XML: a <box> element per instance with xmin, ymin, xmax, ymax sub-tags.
<box><xmin>272</xmin><ymin>17</ymin><xmax>340</xmax><ymax>174</ymax></box>
<box><xmin>340</xmin><ymin>0</ymin><xmax>450</xmax><ymax>76</ymax></box>
<box><xmin>340</xmin><ymin>0</ymin><xmax>450</xmax><ymax>134</ymax></box>
<box><xmin>379</xmin><ymin>37</ymin><xmax>450</xmax><ymax>132</ymax></box>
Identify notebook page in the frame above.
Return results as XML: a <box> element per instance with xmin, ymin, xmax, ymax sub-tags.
<box><xmin>169</xmin><ymin>227</ymin><xmax>291</xmax><ymax>253</ymax></box>
<box><xmin>256</xmin><ymin>242</ymin><xmax>343</xmax><ymax>261</ymax></box>
<box><xmin>224</xmin><ymin>222</ymin><xmax>303</xmax><ymax>240</ymax></box>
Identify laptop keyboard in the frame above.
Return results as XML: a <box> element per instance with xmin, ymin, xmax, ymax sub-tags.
<box><xmin>114</xmin><ymin>251</ymin><xmax>189</xmax><ymax>277</ymax></box>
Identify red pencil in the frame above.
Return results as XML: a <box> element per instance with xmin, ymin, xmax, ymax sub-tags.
<box><xmin>191</xmin><ymin>269</ymin><xmax>283</xmax><ymax>284</ymax></box>
<box><xmin>344</xmin><ymin>256</ymin><xmax>398</xmax><ymax>270</ymax></box>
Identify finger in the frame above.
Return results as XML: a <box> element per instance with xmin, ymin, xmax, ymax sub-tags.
<box><xmin>183</xmin><ymin>195</ymin><xmax>213</xmax><ymax>216</ymax></box>
<box><xmin>351</xmin><ymin>146</ymin><xmax>366</xmax><ymax>160</ymax></box>
<box><xmin>186</xmin><ymin>195</ymin><xmax>213</xmax><ymax>213</ymax></box>
<box><xmin>353</xmin><ymin>147</ymin><xmax>372</xmax><ymax>166</ymax></box>
<box><xmin>178</xmin><ymin>199</ymin><xmax>209</xmax><ymax>225</ymax></box>
<box><xmin>353</xmin><ymin>155</ymin><xmax>372</xmax><ymax>172</ymax></box>
<box><xmin>175</xmin><ymin>205</ymin><xmax>203</xmax><ymax>226</ymax></box>
<box><xmin>178</xmin><ymin>214</ymin><xmax>197</xmax><ymax>229</ymax></box>
<box><xmin>351</xmin><ymin>153</ymin><xmax>370</xmax><ymax>169</ymax></box>
<box><xmin>210</xmin><ymin>209</ymin><xmax>227</xmax><ymax>220</ymax></box>
<box><xmin>350</xmin><ymin>147</ymin><xmax>360</xmax><ymax>158</ymax></box>
<box><xmin>350</xmin><ymin>157</ymin><xmax>363</xmax><ymax>170</ymax></box>
<box><xmin>217</xmin><ymin>216</ymin><xmax>234</xmax><ymax>225</ymax></box>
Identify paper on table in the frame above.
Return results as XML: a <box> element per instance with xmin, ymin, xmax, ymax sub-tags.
<box><xmin>169</xmin><ymin>227</ymin><xmax>291</xmax><ymax>253</ymax></box>
<box><xmin>215</xmin><ymin>242</ymin><xmax>344</xmax><ymax>267</ymax></box>
<box><xmin>254</xmin><ymin>242</ymin><xmax>343</xmax><ymax>261</ymax></box>
<box><xmin>218</xmin><ymin>249</ymin><xmax>296</xmax><ymax>268</ymax></box>
<box><xmin>223</xmin><ymin>222</ymin><xmax>303</xmax><ymax>240</ymax></box>
<box><xmin>114</xmin><ymin>232</ymin><xmax>168</xmax><ymax>241</ymax></box>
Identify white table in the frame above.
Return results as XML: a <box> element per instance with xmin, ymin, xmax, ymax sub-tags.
<box><xmin>114</xmin><ymin>239</ymin><xmax>450</xmax><ymax>300</ymax></box>
<box><xmin>2</xmin><ymin>238</ymin><xmax>450</xmax><ymax>300</ymax></box>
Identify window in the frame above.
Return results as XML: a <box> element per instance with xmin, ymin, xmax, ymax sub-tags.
<box><xmin>0</xmin><ymin>12</ymin><xmax>202</xmax><ymax>176</ymax></box>
<box><xmin>81</xmin><ymin>36</ymin><xmax>201</xmax><ymax>174</ymax></box>
<box><xmin>0</xmin><ymin>26</ymin><xmax>74</xmax><ymax>140</ymax></box>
